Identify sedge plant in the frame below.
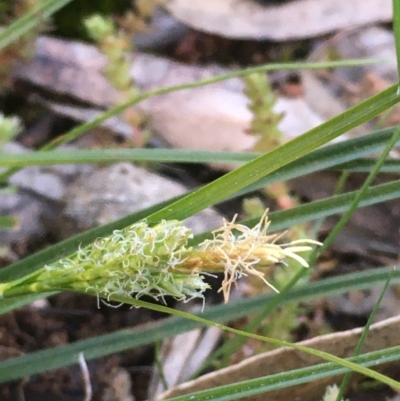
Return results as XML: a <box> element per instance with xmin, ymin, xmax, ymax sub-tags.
<box><xmin>1</xmin><ymin>0</ymin><xmax>400</xmax><ymax>400</ymax></box>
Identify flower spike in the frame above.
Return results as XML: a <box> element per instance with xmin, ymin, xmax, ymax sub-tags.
<box><xmin>0</xmin><ymin>211</ymin><xmax>320</xmax><ymax>305</ymax></box>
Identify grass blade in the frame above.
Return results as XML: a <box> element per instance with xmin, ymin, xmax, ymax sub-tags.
<box><xmin>0</xmin><ymin>0</ymin><xmax>73</xmax><ymax>49</ymax></box>
<box><xmin>164</xmin><ymin>346</ymin><xmax>400</xmax><ymax>401</ymax></box>
<box><xmin>0</xmin><ymin>266</ymin><xmax>398</xmax><ymax>381</ymax></box>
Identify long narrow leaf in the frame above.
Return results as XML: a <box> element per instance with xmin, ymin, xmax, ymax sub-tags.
<box><xmin>164</xmin><ymin>346</ymin><xmax>400</xmax><ymax>401</ymax></box>
<box><xmin>100</xmin><ymin>293</ymin><xmax>399</xmax><ymax>391</ymax></box>
<box><xmin>315</xmin><ymin>125</ymin><xmax>400</xmax><ymax>257</ymax></box>
<box><xmin>336</xmin><ymin>271</ymin><xmax>394</xmax><ymax>400</ymax></box>
<box><xmin>334</xmin><ymin>158</ymin><xmax>400</xmax><ymax>172</ymax></box>
<box><xmin>144</xmin><ymin>85</ymin><xmax>400</xmax><ymax>225</ymax></box>
<box><xmin>0</xmin><ymin>126</ymin><xmax>398</xmax><ymax>168</ymax></box>
<box><xmin>0</xmin><ymin>148</ymin><xmax>254</xmax><ymax>166</ymax></box>
<box><xmin>0</xmin><ymin>293</ymin><xmax>55</xmax><ymax>315</ymax></box>
<box><xmin>2</xmin><ymin>341</ymin><xmax>400</xmax><ymax>400</ymax></box>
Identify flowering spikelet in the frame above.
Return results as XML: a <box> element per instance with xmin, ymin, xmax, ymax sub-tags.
<box><xmin>187</xmin><ymin>210</ymin><xmax>320</xmax><ymax>302</ymax></box>
<box><xmin>40</xmin><ymin>219</ymin><xmax>208</xmax><ymax>304</ymax></box>
<box><xmin>0</xmin><ymin>211</ymin><xmax>320</xmax><ymax>305</ymax></box>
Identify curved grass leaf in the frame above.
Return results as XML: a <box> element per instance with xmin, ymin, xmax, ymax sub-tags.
<box><xmin>0</xmin><ymin>265</ymin><xmax>398</xmax><ymax>382</ymax></box>
<box><xmin>97</xmin><ymin>293</ymin><xmax>399</xmax><ymax>391</ymax></box>
<box><xmin>37</xmin><ymin>58</ymin><xmax>393</xmax><ymax>151</ymax></box>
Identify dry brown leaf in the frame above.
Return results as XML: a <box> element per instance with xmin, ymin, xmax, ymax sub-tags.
<box><xmin>148</xmin><ymin>326</ymin><xmax>221</xmax><ymax>400</ymax></box>
<box><xmin>158</xmin><ymin>314</ymin><xmax>400</xmax><ymax>401</ymax></box>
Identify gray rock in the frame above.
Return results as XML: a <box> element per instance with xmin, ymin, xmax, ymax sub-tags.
<box><xmin>58</xmin><ymin>162</ymin><xmax>222</xmax><ymax>238</ymax></box>
<box><xmin>134</xmin><ymin>6</ymin><xmax>189</xmax><ymax>51</ymax></box>
<box><xmin>2</xmin><ymin>141</ymin><xmax>221</xmax><ymax>249</ymax></box>
<box><xmin>0</xmin><ymin>191</ymin><xmax>45</xmax><ymax>247</ymax></box>
<box><xmin>1</xmin><ymin>142</ymin><xmax>93</xmax><ymax>249</ymax></box>
<box><xmin>4</xmin><ymin>142</ymin><xmax>94</xmax><ymax>202</ymax></box>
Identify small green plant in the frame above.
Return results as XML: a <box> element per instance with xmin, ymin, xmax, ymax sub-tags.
<box><xmin>244</xmin><ymin>72</ymin><xmax>284</xmax><ymax>152</ymax></box>
<box><xmin>84</xmin><ymin>13</ymin><xmax>148</xmax><ymax>146</ymax></box>
<box><xmin>242</xmin><ymin>73</ymin><xmax>314</xmax><ymax>354</ymax></box>
<box><xmin>84</xmin><ymin>2</ymin><xmax>162</xmax><ymax>146</ymax></box>
<box><xmin>0</xmin><ymin>112</ymin><xmax>22</xmax><ymax>145</ymax></box>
